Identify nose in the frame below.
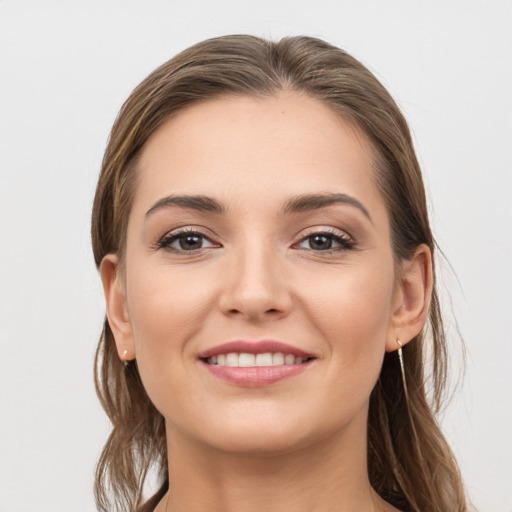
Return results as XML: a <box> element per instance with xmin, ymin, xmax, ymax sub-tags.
<box><xmin>218</xmin><ymin>242</ymin><xmax>293</xmax><ymax>322</ymax></box>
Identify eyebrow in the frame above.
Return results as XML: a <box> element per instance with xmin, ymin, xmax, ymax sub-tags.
<box><xmin>283</xmin><ymin>193</ymin><xmax>372</xmax><ymax>222</ymax></box>
<box><xmin>146</xmin><ymin>195</ymin><xmax>225</xmax><ymax>217</ymax></box>
<box><xmin>145</xmin><ymin>192</ymin><xmax>371</xmax><ymax>222</ymax></box>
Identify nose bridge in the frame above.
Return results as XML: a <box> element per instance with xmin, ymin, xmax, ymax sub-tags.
<box><xmin>220</xmin><ymin>232</ymin><xmax>291</xmax><ymax>319</ymax></box>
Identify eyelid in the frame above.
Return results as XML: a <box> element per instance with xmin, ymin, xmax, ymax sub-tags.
<box><xmin>293</xmin><ymin>226</ymin><xmax>355</xmax><ymax>251</ymax></box>
<box><xmin>155</xmin><ymin>226</ymin><xmax>221</xmax><ymax>252</ymax></box>
<box><xmin>296</xmin><ymin>226</ymin><xmax>353</xmax><ymax>241</ymax></box>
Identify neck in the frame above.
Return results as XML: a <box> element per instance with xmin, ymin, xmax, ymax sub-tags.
<box><xmin>157</xmin><ymin>411</ymin><xmax>395</xmax><ymax>512</ymax></box>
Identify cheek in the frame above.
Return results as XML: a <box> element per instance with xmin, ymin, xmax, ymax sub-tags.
<box><xmin>304</xmin><ymin>260</ymin><xmax>394</xmax><ymax>333</ymax></box>
<box><xmin>125</xmin><ymin>264</ymin><xmax>216</xmax><ymax>397</ymax></box>
<box><xmin>129</xmin><ymin>263</ymin><xmax>212</xmax><ymax>336</ymax></box>
<box><xmin>301</xmin><ymin>262</ymin><xmax>395</xmax><ymax>383</ymax></box>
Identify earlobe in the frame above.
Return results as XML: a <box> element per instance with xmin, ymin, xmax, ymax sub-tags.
<box><xmin>386</xmin><ymin>244</ymin><xmax>433</xmax><ymax>352</ymax></box>
<box><xmin>99</xmin><ymin>254</ymin><xmax>135</xmax><ymax>361</ymax></box>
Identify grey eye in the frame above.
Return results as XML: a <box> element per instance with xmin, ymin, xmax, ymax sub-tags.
<box><xmin>307</xmin><ymin>234</ymin><xmax>333</xmax><ymax>250</ymax></box>
<box><xmin>297</xmin><ymin>232</ymin><xmax>354</xmax><ymax>251</ymax></box>
<box><xmin>159</xmin><ymin>231</ymin><xmax>217</xmax><ymax>252</ymax></box>
<box><xmin>177</xmin><ymin>234</ymin><xmax>204</xmax><ymax>250</ymax></box>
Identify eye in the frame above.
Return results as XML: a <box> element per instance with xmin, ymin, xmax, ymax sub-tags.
<box><xmin>296</xmin><ymin>230</ymin><xmax>355</xmax><ymax>251</ymax></box>
<box><xmin>157</xmin><ymin>229</ymin><xmax>218</xmax><ymax>252</ymax></box>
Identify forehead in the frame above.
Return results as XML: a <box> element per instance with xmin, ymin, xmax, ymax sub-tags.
<box><xmin>134</xmin><ymin>92</ymin><xmax>385</xmax><ymax>216</ymax></box>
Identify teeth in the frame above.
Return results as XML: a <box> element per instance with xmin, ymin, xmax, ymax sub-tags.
<box><xmin>284</xmin><ymin>354</ymin><xmax>295</xmax><ymax>365</ymax></box>
<box><xmin>255</xmin><ymin>353</ymin><xmax>273</xmax><ymax>366</ymax></box>
<box><xmin>239</xmin><ymin>353</ymin><xmax>255</xmax><ymax>367</ymax></box>
<box><xmin>207</xmin><ymin>352</ymin><xmax>308</xmax><ymax>367</ymax></box>
<box><xmin>272</xmin><ymin>352</ymin><xmax>284</xmax><ymax>365</ymax></box>
<box><xmin>226</xmin><ymin>353</ymin><xmax>238</xmax><ymax>367</ymax></box>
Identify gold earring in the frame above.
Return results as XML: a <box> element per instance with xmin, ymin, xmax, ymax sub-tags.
<box><xmin>396</xmin><ymin>339</ymin><xmax>409</xmax><ymax>400</ymax></box>
<box><xmin>123</xmin><ymin>349</ymin><xmax>129</xmax><ymax>368</ymax></box>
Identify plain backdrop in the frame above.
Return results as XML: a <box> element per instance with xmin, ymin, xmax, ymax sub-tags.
<box><xmin>1</xmin><ymin>1</ymin><xmax>511</xmax><ymax>511</ymax></box>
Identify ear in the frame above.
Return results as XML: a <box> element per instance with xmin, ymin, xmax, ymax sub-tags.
<box><xmin>385</xmin><ymin>244</ymin><xmax>433</xmax><ymax>352</ymax></box>
<box><xmin>100</xmin><ymin>254</ymin><xmax>135</xmax><ymax>361</ymax></box>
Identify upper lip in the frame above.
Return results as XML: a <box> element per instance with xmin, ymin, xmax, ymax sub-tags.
<box><xmin>198</xmin><ymin>340</ymin><xmax>315</xmax><ymax>359</ymax></box>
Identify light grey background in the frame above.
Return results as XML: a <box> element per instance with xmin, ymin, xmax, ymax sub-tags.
<box><xmin>1</xmin><ymin>1</ymin><xmax>511</xmax><ymax>511</ymax></box>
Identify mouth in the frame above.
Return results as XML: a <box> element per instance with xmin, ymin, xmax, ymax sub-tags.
<box><xmin>203</xmin><ymin>352</ymin><xmax>314</xmax><ymax>367</ymax></box>
<box><xmin>198</xmin><ymin>340</ymin><xmax>316</xmax><ymax>386</ymax></box>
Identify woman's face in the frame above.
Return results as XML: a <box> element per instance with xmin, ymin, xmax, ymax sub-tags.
<box><xmin>111</xmin><ymin>93</ymin><xmax>404</xmax><ymax>454</ymax></box>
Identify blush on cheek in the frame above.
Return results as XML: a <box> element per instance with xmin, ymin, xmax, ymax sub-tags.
<box><xmin>126</xmin><ymin>276</ymin><xmax>214</xmax><ymax>405</ymax></box>
<box><xmin>312</xmin><ymin>273</ymin><xmax>391</xmax><ymax>374</ymax></box>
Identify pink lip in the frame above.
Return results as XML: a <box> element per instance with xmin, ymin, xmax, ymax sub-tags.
<box><xmin>201</xmin><ymin>362</ymin><xmax>313</xmax><ymax>387</ymax></box>
<box><xmin>198</xmin><ymin>340</ymin><xmax>314</xmax><ymax>359</ymax></box>
<box><xmin>197</xmin><ymin>340</ymin><xmax>316</xmax><ymax>387</ymax></box>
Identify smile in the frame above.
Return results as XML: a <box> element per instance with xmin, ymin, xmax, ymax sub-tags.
<box><xmin>198</xmin><ymin>340</ymin><xmax>316</xmax><ymax>386</ymax></box>
<box><xmin>207</xmin><ymin>353</ymin><xmax>311</xmax><ymax>367</ymax></box>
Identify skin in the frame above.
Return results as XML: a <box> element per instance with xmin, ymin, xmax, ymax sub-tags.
<box><xmin>101</xmin><ymin>92</ymin><xmax>432</xmax><ymax>512</ymax></box>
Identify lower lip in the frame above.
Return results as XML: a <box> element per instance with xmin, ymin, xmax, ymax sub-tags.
<box><xmin>200</xmin><ymin>360</ymin><xmax>313</xmax><ymax>387</ymax></box>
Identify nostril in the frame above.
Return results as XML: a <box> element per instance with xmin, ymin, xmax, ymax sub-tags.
<box><xmin>227</xmin><ymin>308</ymin><xmax>280</xmax><ymax>314</ymax></box>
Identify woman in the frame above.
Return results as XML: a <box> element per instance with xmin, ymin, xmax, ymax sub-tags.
<box><xmin>91</xmin><ymin>35</ymin><xmax>467</xmax><ymax>512</ymax></box>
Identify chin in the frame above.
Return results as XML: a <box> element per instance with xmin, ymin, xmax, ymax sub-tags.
<box><xmin>183</xmin><ymin>400</ymin><xmax>354</xmax><ymax>457</ymax></box>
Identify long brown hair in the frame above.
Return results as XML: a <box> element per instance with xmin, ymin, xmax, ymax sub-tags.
<box><xmin>91</xmin><ymin>35</ymin><xmax>467</xmax><ymax>512</ymax></box>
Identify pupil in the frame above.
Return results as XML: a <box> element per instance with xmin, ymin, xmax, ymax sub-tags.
<box><xmin>310</xmin><ymin>235</ymin><xmax>332</xmax><ymax>250</ymax></box>
<box><xmin>180</xmin><ymin>234</ymin><xmax>202</xmax><ymax>250</ymax></box>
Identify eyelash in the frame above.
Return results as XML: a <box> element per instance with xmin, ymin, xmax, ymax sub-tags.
<box><xmin>156</xmin><ymin>228</ymin><xmax>217</xmax><ymax>253</ymax></box>
<box><xmin>156</xmin><ymin>228</ymin><xmax>355</xmax><ymax>253</ymax></box>
<box><xmin>294</xmin><ymin>228</ymin><xmax>355</xmax><ymax>253</ymax></box>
